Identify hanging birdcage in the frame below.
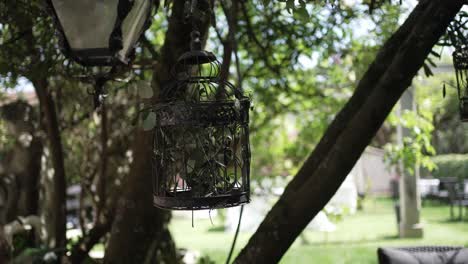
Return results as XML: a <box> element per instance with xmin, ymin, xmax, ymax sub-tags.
<box><xmin>151</xmin><ymin>49</ymin><xmax>251</xmax><ymax>210</ymax></box>
<box><xmin>453</xmin><ymin>46</ymin><xmax>468</xmax><ymax>121</ymax></box>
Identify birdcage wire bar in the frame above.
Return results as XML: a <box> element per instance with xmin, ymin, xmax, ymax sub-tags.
<box><xmin>152</xmin><ymin>50</ymin><xmax>251</xmax><ymax>210</ymax></box>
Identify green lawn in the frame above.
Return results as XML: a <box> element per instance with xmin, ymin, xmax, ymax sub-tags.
<box><xmin>169</xmin><ymin>198</ymin><xmax>468</xmax><ymax>264</ymax></box>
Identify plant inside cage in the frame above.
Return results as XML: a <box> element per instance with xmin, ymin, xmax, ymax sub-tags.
<box><xmin>151</xmin><ymin>49</ymin><xmax>251</xmax><ymax>210</ymax></box>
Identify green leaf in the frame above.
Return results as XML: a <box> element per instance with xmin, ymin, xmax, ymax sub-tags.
<box><xmin>142</xmin><ymin>112</ymin><xmax>156</xmax><ymax>131</ymax></box>
<box><xmin>187</xmin><ymin>160</ymin><xmax>196</xmax><ymax>173</ymax></box>
<box><xmin>295</xmin><ymin>7</ymin><xmax>310</xmax><ymax>20</ymax></box>
<box><xmin>164</xmin><ymin>0</ymin><xmax>173</xmax><ymax>8</ymax></box>
<box><xmin>422</xmin><ymin>63</ymin><xmax>433</xmax><ymax>77</ymax></box>
<box><xmin>286</xmin><ymin>0</ymin><xmax>294</xmax><ymax>13</ymax></box>
<box><xmin>426</xmin><ymin>57</ymin><xmax>437</xmax><ymax>68</ymax></box>
<box><xmin>429</xmin><ymin>50</ymin><xmax>441</xmax><ymax>58</ymax></box>
<box><xmin>136</xmin><ymin>80</ymin><xmax>154</xmax><ymax>99</ymax></box>
<box><xmin>262</xmin><ymin>0</ymin><xmax>271</xmax><ymax>6</ymax></box>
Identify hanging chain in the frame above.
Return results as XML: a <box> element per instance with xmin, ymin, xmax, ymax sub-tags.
<box><xmin>87</xmin><ymin>66</ymin><xmax>117</xmax><ymax>111</ymax></box>
<box><xmin>184</xmin><ymin>0</ymin><xmax>198</xmax><ymax>24</ymax></box>
<box><xmin>92</xmin><ymin>76</ymin><xmax>108</xmax><ymax>110</ymax></box>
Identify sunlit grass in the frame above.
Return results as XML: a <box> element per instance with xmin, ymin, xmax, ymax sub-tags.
<box><xmin>170</xmin><ymin>197</ymin><xmax>468</xmax><ymax>263</ymax></box>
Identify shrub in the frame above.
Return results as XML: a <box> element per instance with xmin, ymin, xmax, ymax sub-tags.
<box><xmin>430</xmin><ymin>154</ymin><xmax>468</xmax><ymax>180</ymax></box>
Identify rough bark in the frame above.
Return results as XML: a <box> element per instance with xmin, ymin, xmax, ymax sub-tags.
<box><xmin>104</xmin><ymin>1</ymin><xmax>212</xmax><ymax>263</ymax></box>
<box><xmin>234</xmin><ymin>1</ymin><xmax>464</xmax><ymax>263</ymax></box>
<box><xmin>33</xmin><ymin>78</ymin><xmax>67</xmax><ymax>250</ymax></box>
<box><xmin>0</xmin><ymin>101</ymin><xmax>42</xmax><ymax>224</ymax></box>
<box><xmin>104</xmin><ymin>129</ymin><xmax>177</xmax><ymax>264</ymax></box>
<box><xmin>19</xmin><ymin>137</ymin><xmax>42</xmax><ymax>217</ymax></box>
<box><xmin>1</xmin><ymin>142</ymin><xmax>42</xmax><ymax>224</ymax></box>
<box><xmin>4</xmin><ymin>138</ymin><xmax>43</xmax><ymax>223</ymax></box>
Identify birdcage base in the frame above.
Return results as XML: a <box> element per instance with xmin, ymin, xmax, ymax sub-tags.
<box><xmin>153</xmin><ymin>192</ymin><xmax>249</xmax><ymax>210</ymax></box>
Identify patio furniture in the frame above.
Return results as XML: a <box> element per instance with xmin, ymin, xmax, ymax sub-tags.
<box><xmin>438</xmin><ymin>177</ymin><xmax>458</xmax><ymax>203</ymax></box>
<box><xmin>378</xmin><ymin>246</ymin><xmax>468</xmax><ymax>264</ymax></box>
<box><xmin>418</xmin><ymin>178</ymin><xmax>453</xmax><ymax>204</ymax></box>
<box><xmin>419</xmin><ymin>178</ymin><xmax>440</xmax><ymax>200</ymax></box>
<box><xmin>446</xmin><ymin>180</ymin><xmax>468</xmax><ymax>221</ymax></box>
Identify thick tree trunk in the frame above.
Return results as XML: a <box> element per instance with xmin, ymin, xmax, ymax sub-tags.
<box><xmin>18</xmin><ymin>137</ymin><xmax>42</xmax><ymax>217</ymax></box>
<box><xmin>0</xmin><ymin>101</ymin><xmax>42</xmax><ymax>224</ymax></box>
<box><xmin>234</xmin><ymin>1</ymin><xmax>464</xmax><ymax>263</ymax></box>
<box><xmin>33</xmin><ymin>78</ymin><xmax>67</xmax><ymax>250</ymax></box>
<box><xmin>104</xmin><ymin>130</ymin><xmax>177</xmax><ymax>264</ymax></box>
<box><xmin>104</xmin><ymin>1</ymin><xmax>212</xmax><ymax>263</ymax></box>
<box><xmin>4</xmin><ymin>137</ymin><xmax>43</xmax><ymax>224</ymax></box>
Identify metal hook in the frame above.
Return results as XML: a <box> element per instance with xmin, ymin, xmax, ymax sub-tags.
<box><xmin>92</xmin><ymin>76</ymin><xmax>109</xmax><ymax>110</ymax></box>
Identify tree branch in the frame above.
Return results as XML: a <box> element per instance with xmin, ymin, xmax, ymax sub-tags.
<box><xmin>95</xmin><ymin>102</ymin><xmax>108</xmax><ymax>224</ymax></box>
<box><xmin>69</xmin><ymin>218</ymin><xmax>112</xmax><ymax>264</ymax></box>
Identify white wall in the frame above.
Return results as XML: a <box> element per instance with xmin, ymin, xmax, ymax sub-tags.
<box><xmin>351</xmin><ymin>146</ymin><xmax>395</xmax><ymax>195</ymax></box>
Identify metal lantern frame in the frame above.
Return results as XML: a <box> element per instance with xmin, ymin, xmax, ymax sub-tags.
<box><xmin>46</xmin><ymin>0</ymin><xmax>154</xmax><ymax>66</ymax></box>
<box><xmin>151</xmin><ymin>50</ymin><xmax>251</xmax><ymax>210</ymax></box>
<box><xmin>453</xmin><ymin>46</ymin><xmax>468</xmax><ymax>122</ymax></box>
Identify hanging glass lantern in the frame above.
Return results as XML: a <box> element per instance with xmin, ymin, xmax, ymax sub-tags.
<box><xmin>151</xmin><ymin>49</ymin><xmax>251</xmax><ymax>210</ymax></box>
<box><xmin>453</xmin><ymin>46</ymin><xmax>468</xmax><ymax>122</ymax></box>
<box><xmin>46</xmin><ymin>0</ymin><xmax>153</xmax><ymax>66</ymax></box>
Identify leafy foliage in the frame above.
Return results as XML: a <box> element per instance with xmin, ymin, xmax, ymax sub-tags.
<box><xmin>431</xmin><ymin>154</ymin><xmax>468</xmax><ymax>180</ymax></box>
<box><xmin>225</xmin><ymin>0</ymin><xmax>406</xmax><ymax>178</ymax></box>
<box><xmin>414</xmin><ymin>70</ymin><xmax>468</xmax><ymax>155</ymax></box>
<box><xmin>439</xmin><ymin>11</ymin><xmax>468</xmax><ymax>49</ymax></box>
<box><xmin>384</xmin><ymin>109</ymin><xmax>436</xmax><ymax>175</ymax></box>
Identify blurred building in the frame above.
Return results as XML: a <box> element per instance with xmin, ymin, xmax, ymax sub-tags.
<box><xmin>351</xmin><ymin>146</ymin><xmax>395</xmax><ymax>196</ymax></box>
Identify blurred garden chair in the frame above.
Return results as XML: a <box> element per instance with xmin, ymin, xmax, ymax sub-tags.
<box><xmin>438</xmin><ymin>178</ymin><xmax>458</xmax><ymax>203</ymax></box>
<box><xmin>378</xmin><ymin>246</ymin><xmax>468</xmax><ymax>264</ymax></box>
<box><xmin>446</xmin><ymin>180</ymin><xmax>468</xmax><ymax>221</ymax></box>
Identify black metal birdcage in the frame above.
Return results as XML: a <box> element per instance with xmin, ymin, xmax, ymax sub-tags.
<box><xmin>453</xmin><ymin>46</ymin><xmax>468</xmax><ymax>121</ymax></box>
<box><xmin>151</xmin><ymin>48</ymin><xmax>251</xmax><ymax>210</ymax></box>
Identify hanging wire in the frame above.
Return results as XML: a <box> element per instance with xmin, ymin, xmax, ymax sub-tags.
<box><xmin>226</xmin><ymin>2</ymin><xmax>245</xmax><ymax>263</ymax></box>
<box><xmin>225</xmin><ymin>205</ymin><xmax>244</xmax><ymax>264</ymax></box>
<box><xmin>89</xmin><ymin>77</ymin><xmax>107</xmax><ymax>110</ymax></box>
